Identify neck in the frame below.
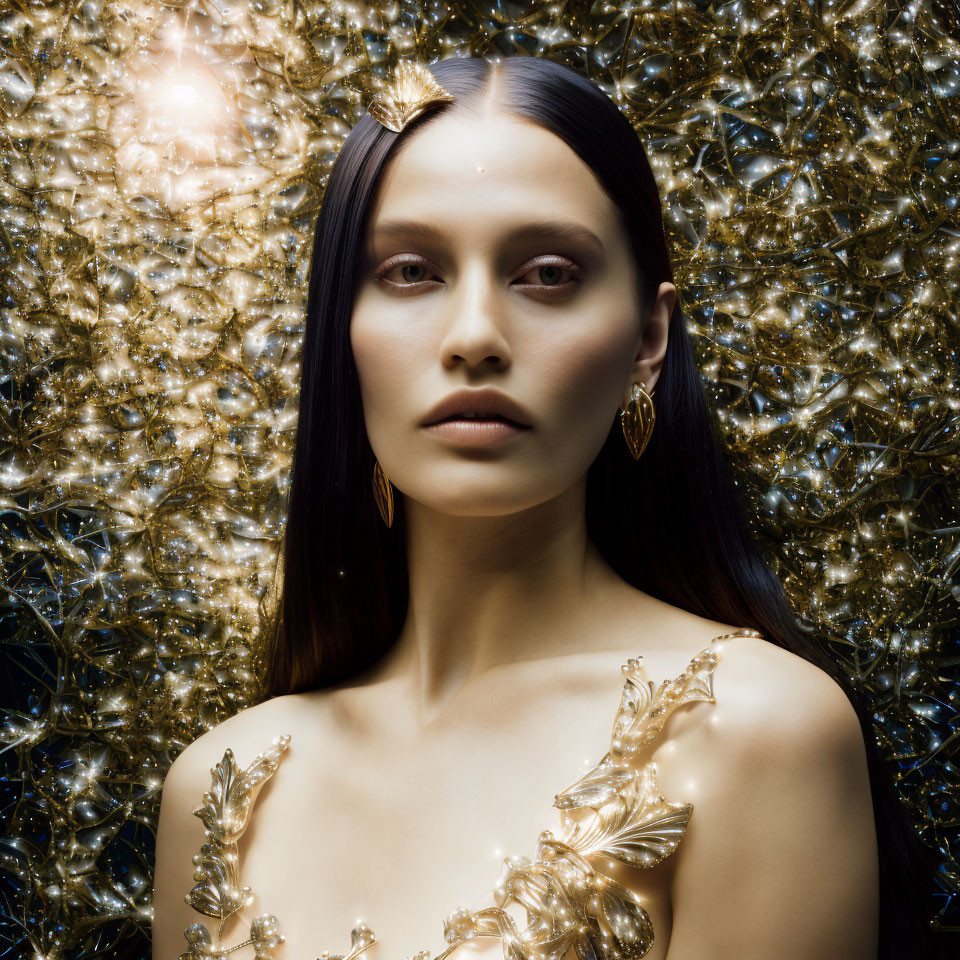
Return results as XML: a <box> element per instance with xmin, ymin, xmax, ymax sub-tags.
<box><xmin>368</xmin><ymin>477</ymin><xmax>646</xmax><ymax>724</ymax></box>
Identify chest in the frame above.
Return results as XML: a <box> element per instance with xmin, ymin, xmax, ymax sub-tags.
<box><xmin>234</xmin><ymin>658</ymin><xmax>707</xmax><ymax>960</ymax></box>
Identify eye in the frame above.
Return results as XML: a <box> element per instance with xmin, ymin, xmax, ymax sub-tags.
<box><xmin>512</xmin><ymin>256</ymin><xmax>582</xmax><ymax>296</ymax></box>
<box><xmin>371</xmin><ymin>254</ymin><xmax>583</xmax><ymax>297</ymax></box>
<box><xmin>372</xmin><ymin>255</ymin><xmax>441</xmax><ymax>294</ymax></box>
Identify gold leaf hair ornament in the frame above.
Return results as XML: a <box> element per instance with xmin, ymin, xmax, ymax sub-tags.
<box><xmin>367</xmin><ymin>59</ymin><xmax>456</xmax><ymax>133</ymax></box>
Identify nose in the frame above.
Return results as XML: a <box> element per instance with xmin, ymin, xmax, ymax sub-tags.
<box><xmin>437</xmin><ymin>263</ymin><xmax>512</xmax><ymax>370</ymax></box>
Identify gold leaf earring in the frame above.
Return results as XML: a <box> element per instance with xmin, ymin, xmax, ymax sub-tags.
<box><xmin>372</xmin><ymin>459</ymin><xmax>395</xmax><ymax>528</ymax></box>
<box><xmin>620</xmin><ymin>381</ymin><xmax>656</xmax><ymax>460</ymax></box>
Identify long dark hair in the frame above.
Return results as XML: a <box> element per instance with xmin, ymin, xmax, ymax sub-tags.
<box><xmin>267</xmin><ymin>55</ymin><xmax>946</xmax><ymax>958</ymax></box>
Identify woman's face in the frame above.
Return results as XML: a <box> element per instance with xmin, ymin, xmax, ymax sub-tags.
<box><xmin>351</xmin><ymin>109</ymin><xmax>674</xmax><ymax>518</ymax></box>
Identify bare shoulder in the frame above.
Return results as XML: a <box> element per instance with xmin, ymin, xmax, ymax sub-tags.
<box><xmin>169</xmin><ymin>691</ymin><xmax>312</xmax><ymax>778</ymax></box>
<box><xmin>661</xmin><ymin>631</ymin><xmax>879</xmax><ymax>959</ymax></box>
<box><xmin>151</xmin><ymin>692</ymin><xmax>321</xmax><ymax>960</ymax></box>
<box><xmin>708</xmin><ymin>632</ymin><xmax>866</xmax><ymax>760</ymax></box>
<box><xmin>634</xmin><ymin>608</ymin><xmax>862</xmax><ymax>747</ymax></box>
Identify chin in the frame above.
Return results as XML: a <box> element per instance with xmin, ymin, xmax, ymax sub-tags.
<box><xmin>407</xmin><ymin>488</ymin><xmax>548</xmax><ymax>519</ymax></box>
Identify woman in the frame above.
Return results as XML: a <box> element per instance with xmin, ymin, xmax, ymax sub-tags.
<box><xmin>151</xmin><ymin>56</ymin><xmax>941</xmax><ymax>960</ymax></box>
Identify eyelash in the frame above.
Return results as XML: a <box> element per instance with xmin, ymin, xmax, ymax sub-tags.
<box><xmin>372</xmin><ymin>255</ymin><xmax>583</xmax><ymax>297</ymax></box>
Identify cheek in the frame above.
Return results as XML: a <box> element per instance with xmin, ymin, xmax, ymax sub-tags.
<box><xmin>350</xmin><ymin>301</ymin><xmax>426</xmax><ymax>412</ymax></box>
<box><xmin>527</xmin><ymin>317</ymin><xmax>636</xmax><ymax>429</ymax></box>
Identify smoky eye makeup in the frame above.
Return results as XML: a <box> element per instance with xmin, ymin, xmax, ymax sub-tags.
<box><xmin>366</xmin><ymin>216</ymin><xmax>606</xmax><ymax>289</ymax></box>
<box><xmin>370</xmin><ymin>252</ymin><xmax>587</xmax><ymax>298</ymax></box>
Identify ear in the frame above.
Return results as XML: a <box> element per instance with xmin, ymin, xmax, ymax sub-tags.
<box><xmin>623</xmin><ymin>282</ymin><xmax>676</xmax><ymax>403</ymax></box>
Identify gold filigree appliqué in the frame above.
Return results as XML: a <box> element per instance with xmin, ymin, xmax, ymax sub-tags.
<box><xmin>182</xmin><ymin>631</ymin><xmax>763</xmax><ymax>960</ymax></box>
<box><xmin>182</xmin><ymin>734</ymin><xmax>285</xmax><ymax>960</ymax></box>
<box><xmin>179</xmin><ymin>734</ymin><xmax>378</xmax><ymax>960</ymax></box>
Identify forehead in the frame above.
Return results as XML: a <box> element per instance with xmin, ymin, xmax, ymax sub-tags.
<box><xmin>367</xmin><ymin>111</ymin><xmax>620</xmax><ymax>242</ymax></box>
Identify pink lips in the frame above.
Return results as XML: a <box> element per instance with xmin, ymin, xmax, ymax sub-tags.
<box><xmin>423</xmin><ymin>417</ymin><xmax>531</xmax><ymax>446</ymax></box>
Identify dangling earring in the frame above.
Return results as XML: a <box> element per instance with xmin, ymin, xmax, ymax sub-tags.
<box><xmin>372</xmin><ymin>459</ymin><xmax>395</xmax><ymax>528</ymax></box>
<box><xmin>619</xmin><ymin>381</ymin><xmax>656</xmax><ymax>460</ymax></box>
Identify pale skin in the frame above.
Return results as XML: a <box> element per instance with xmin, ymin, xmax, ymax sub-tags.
<box><xmin>152</xmin><ymin>103</ymin><xmax>880</xmax><ymax>960</ymax></box>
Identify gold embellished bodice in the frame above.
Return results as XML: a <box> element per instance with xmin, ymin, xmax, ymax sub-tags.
<box><xmin>179</xmin><ymin>630</ymin><xmax>764</xmax><ymax>960</ymax></box>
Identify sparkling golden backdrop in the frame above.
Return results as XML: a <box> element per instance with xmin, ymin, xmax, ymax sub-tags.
<box><xmin>0</xmin><ymin>0</ymin><xmax>958</xmax><ymax>957</ymax></box>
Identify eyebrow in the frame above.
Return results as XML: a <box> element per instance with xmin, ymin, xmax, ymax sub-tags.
<box><xmin>370</xmin><ymin>218</ymin><xmax>606</xmax><ymax>255</ymax></box>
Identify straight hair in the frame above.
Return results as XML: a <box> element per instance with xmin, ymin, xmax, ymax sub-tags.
<box><xmin>267</xmin><ymin>55</ymin><xmax>946</xmax><ymax>959</ymax></box>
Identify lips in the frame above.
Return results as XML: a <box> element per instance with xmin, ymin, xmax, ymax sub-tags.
<box><xmin>421</xmin><ymin>388</ymin><xmax>533</xmax><ymax>428</ymax></box>
<box><xmin>437</xmin><ymin>414</ymin><xmax>521</xmax><ymax>424</ymax></box>
<box><xmin>424</xmin><ymin>417</ymin><xmax>529</xmax><ymax>446</ymax></box>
